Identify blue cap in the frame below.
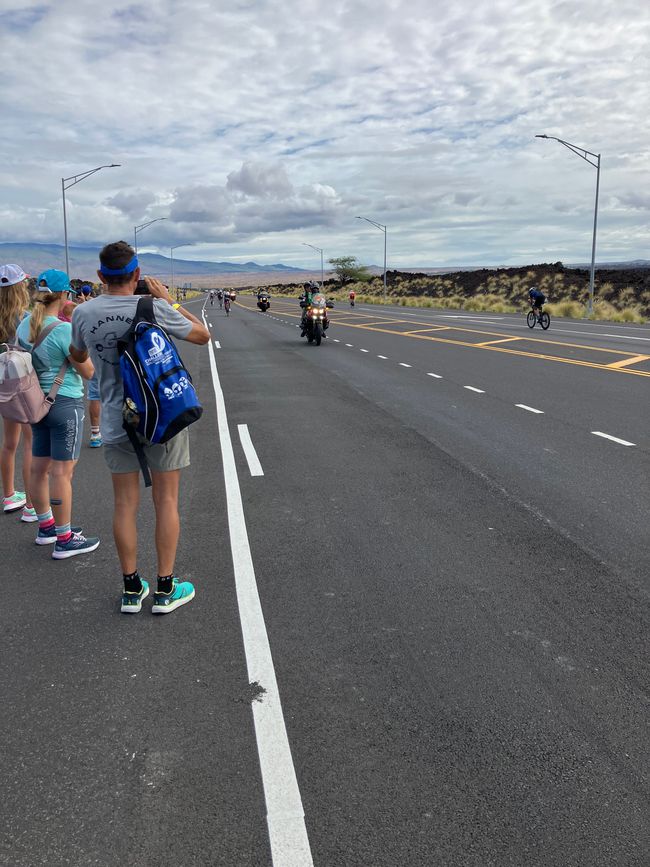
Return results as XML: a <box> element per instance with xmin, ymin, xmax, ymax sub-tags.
<box><xmin>37</xmin><ymin>269</ymin><xmax>72</xmax><ymax>294</ymax></box>
<box><xmin>81</xmin><ymin>284</ymin><xmax>92</xmax><ymax>295</ymax></box>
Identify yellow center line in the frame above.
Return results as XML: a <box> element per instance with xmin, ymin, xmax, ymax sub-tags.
<box><xmin>606</xmin><ymin>354</ymin><xmax>650</xmax><ymax>369</ymax></box>
<box><xmin>475</xmin><ymin>337</ymin><xmax>523</xmax><ymax>347</ymax></box>
<box><xmin>236</xmin><ymin>301</ymin><xmax>650</xmax><ymax>377</ymax></box>
<box><xmin>403</xmin><ymin>327</ymin><xmax>453</xmax><ymax>335</ymax></box>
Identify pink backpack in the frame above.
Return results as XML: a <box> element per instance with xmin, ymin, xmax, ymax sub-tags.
<box><xmin>0</xmin><ymin>322</ymin><xmax>70</xmax><ymax>423</ymax></box>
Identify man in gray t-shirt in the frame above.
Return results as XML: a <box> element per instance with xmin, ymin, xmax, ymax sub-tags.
<box><xmin>69</xmin><ymin>241</ymin><xmax>210</xmax><ymax>618</ymax></box>
<box><xmin>71</xmin><ymin>294</ymin><xmax>193</xmax><ymax>443</ymax></box>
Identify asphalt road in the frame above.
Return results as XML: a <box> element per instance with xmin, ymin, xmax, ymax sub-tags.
<box><xmin>1</xmin><ymin>295</ymin><xmax>648</xmax><ymax>866</ymax></box>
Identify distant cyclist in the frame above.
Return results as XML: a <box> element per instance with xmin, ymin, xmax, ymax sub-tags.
<box><xmin>224</xmin><ymin>293</ymin><xmax>231</xmax><ymax>316</ymax></box>
<box><xmin>209</xmin><ymin>290</ymin><xmax>215</xmax><ymax>306</ymax></box>
<box><xmin>217</xmin><ymin>290</ymin><xmax>223</xmax><ymax>308</ymax></box>
<box><xmin>528</xmin><ymin>286</ymin><xmax>546</xmax><ymax>320</ymax></box>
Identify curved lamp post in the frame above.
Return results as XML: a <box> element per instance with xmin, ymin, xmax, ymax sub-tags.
<box><xmin>356</xmin><ymin>216</ymin><xmax>387</xmax><ymax>300</ymax></box>
<box><xmin>134</xmin><ymin>217</ymin><xmax>167</xmax><ymax>253</ymax></box>
<box><xmin>62</xmin><ymin>163</ymin><xmax>120</xmax><ymax>274</ymax></box>
<box><xmin>170</xmin><ymin>244</ymin><xmax>193</xmax><ymax>292</ymax></box>
<box><xmin>536</xmin><ymin>134</ymin><xmax>601</xmax><ymax>316</ymax></box>
<box><xmin>302</xmin><ymin>242</ymin><xmax>324</xmax><ymax>286</ymax></box>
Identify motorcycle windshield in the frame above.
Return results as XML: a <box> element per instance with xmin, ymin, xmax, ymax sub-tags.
<box><xmin>311</xmin><ymin>294</ymin><xmax>326</xmax><ymax>308</ymax></box>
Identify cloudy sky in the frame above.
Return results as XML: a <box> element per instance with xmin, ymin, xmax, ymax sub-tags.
<box><xmin>1</xmin><ymin>0</ymin><xmax>649</xmax><ymax>268</ymax></box>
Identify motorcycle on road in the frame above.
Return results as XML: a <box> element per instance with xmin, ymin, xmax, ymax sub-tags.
<box><xmin>302</xmin><ymin>293</ymin><xmax>333</xmax><ymax>346</ymax></box>
<box><xmin>257</xmin><ymin>292</ymin><xmax>271</xmax><ymax>312</ymax></box>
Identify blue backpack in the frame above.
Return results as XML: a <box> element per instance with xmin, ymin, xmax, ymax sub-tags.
<box><xmin>117</xmin><ymin>296</ymin><xmax>202</xmax><ymax>486</ymax></box>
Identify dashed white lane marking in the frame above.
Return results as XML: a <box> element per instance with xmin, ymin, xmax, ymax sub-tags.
<box><xmin>464</xmin><ymin>386</ymin><xmax>485</xmax><ymax>393</ymax></box>
<box><xmin>399</xmin><ymin>362</ymin><xmax>412</xmax><ymax>368</ymax></box>
<box><xmin>360</xmin><ymin>349</ymin><xmax>369</xmax><ymax>353</ymax></box>
<box><xmin>238</xmin><ymin>424</ymin><xmax>264</xmax><ymax>476</ymax></box>
<box><xmin>203</xmin><ymin>312</ymin><xmax>313</xmax><ymax>866</ymax></box>
<box><xmin>516</xmin><ymin>404</ymin><xmax>544</xmax><ymax>414</ymax></box>
<box><xmin>214</xmin><ymin>340</ymin><xmax>221</xmax><ymax>349</ymax></box>
<box><xmin>377</xmin><ymin>355</ymin><xmax>388</xmax><ymax>359</ymax></box>
<box><xmin>592</xmin><ymin>431</ymin><xmax>636</xmax><ymax>447</ymax></box>
<box><xmin>333</xmin><ymin>339</ymin><xmax>340</xmax><ymax>343</ymax></box>
<box><xmin>345</xmin><ymin>343</ymin><xmax>354</xmax><ymax>347</ymax></box>
<box><xmin>427</xmin><ymin>372</ymin><xmax>442</xmax><ymax>379</ymax></box>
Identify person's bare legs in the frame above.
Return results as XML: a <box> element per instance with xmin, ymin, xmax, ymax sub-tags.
<box><xmin>111</xmin><ymin>472</ymin><xmax>140</xmax><ymax>573</ymax></box>
<box><xmin>20</xmin><ymin>424</ymin><xmax>34</xmax><ymax>508</ymax></box>
<box><xmin>1</xmin><ymin>418</ymin><xmax>21</xmax><ymax>498</ymax></box>
<box><xmin>151</xmin><ymin>469</ymin><xmax>181</xmax><ymax>576</ymax></box>
<box><xmin>48</xmin><ymin>459</ymin><xmax>77</xmax><ymax>527</ymax></box>
<box><xmin>89</xmin><ymin>400</ymin><xmax>101</xmax><ymax>429</ymax></box>
<box><xmin>30</xmin><ymin>455</ymin><xmax>52</xmax><ymax>515</ymax></box>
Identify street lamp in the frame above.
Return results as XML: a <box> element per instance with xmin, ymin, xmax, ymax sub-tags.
<box><xmin>536</xmin><ymin>134</ymin><xmax>601</xmax><ymax>316</ymax></box>
<box><xmin>170</xmin><ymin>244</ymin><xmax>193</xmax><ymax>293</ymax></box>
<box><xmin>356</xmin><ymin>216</ymin><xmax>387</xmax><ymax>300</ymax></box>
<box><xmin>134</xmin><ymin>217</ymin><xmax>167</xmax><ymax>253</ymax></box>
<box><xmin>302</xmin><ymin>243</ymin><xmax>324</xmax><ymax>286</ymax></box>
<box><xmin>61</xmin><ymin>163</ymin><xmax>120</xmax><ymax>275</ymax></box>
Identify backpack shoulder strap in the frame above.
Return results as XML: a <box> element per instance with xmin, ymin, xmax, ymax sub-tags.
<box><xmin>134</xmin><ymin>295</ymin><xmax>156</xmax><ymax>325</ymax></box>
<box><xmin>31</xmin><ymin>320</ymin><xmax>61</xmax><ymax>351</ymax></box>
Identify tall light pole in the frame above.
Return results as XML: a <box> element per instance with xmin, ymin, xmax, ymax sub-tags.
<box><xmin>61</xmin><ymin>163</ymin><xmax>120</xmax><ymax>274</ymax></box>
<box><xmin>170</xmin><ymin>244</ymin><xmax>192</xmax><ymax>292</ymax></box>
<box><xmin>356</xmin><ymin>216</ymin><xmax>387</xmax><ymax>300</ymax></box>
<box><xmin>134</xmin><ymin>217</ymin><xmax>167</xmax><ymax>253</ymax></box>
<box><xmin>302</xmin><ymin>242</ymin><xmax>324</xmax><ymax>286</ymax></box>
<box><xmin>536</xmin><ymin>134</ymin><xmax>601</xmax><ymax>316</ymax></box>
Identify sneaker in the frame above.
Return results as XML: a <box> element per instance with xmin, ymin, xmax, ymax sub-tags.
<box><xmin>20</xmin><ymin>507</ymin><xmax>38</xmax><ymax>523</ymax></box>
<box><xmin>120</xmin><ymin>580</ymin><xmax>150</xmax><ymax>614</ymax></box>
<box><xmin>90</xmin><ymin>432</ymin><xmax>103</xmax><ymax>448</ymax></box>
<box><xmin>35</xmin><ymin>524</ymin><xmax>82</xmax><ymax>545</ymax></box>
<box><xmin>51</xmin><ymin>532</ymin><xmax>99</xmax><ymax>559</ymax></box>
<box><xmin>3</xmin><ymin>491</ymin><xmax>26</xmax><ymax>513</ymax></box>
<box><xmin>151</xmin><ymin>578</ymin><xmax>195</xmax><ymax>615</ymax></box>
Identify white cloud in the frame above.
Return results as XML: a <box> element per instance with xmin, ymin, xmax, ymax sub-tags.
<box><xmin>0</xmin><ymin>0</ymin><xmax>648</xmax><ymax>265</ymax></box>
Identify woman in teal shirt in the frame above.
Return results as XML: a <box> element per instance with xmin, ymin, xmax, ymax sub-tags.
<box><xmin>17</xmin><ymin>270</ymin><xmax>100</xmax><ymax>560</ymax></box>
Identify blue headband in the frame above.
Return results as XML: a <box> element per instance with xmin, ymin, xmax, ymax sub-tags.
<box><xmin>100</xmin><ymin>255</ymin><xmax>139</xmax><ymax>276</ymax></box>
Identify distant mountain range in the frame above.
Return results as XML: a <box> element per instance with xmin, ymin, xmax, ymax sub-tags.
<box><xmin>0</xmin><ymin>243</ymin><xmax>303</xmax><ymax>281</ymax></box>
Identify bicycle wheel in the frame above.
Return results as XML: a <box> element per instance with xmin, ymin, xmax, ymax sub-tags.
<box><xmin>526</xmin><ymin>311</ymin><xmax>536</xmax><ymax>328</ymax></box>
<box><xmin>540</xmin><ymin>311</ymin><xmax>550</xmax><ymax>330</ymax></box>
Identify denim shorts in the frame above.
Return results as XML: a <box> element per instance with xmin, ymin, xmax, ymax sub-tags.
<box><xmin>32</xmin><ymin>396</ymin><xmax>85</xmax><ymax>462</ymax></box>
<box><xmin>103</xmin><ymin>428</ymin><xmax>190</xmax><ymax>474</ymax></box>
<box><xmin>87</xmin><ymin>373</ymin><xmax>100</xmax><ymax>401</ymax></box>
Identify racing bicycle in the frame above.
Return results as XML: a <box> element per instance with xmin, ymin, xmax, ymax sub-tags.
<box><xmin>527</xmin><ymin>305</ymin><xmax>550</xmax><ymax>330</ymax></box>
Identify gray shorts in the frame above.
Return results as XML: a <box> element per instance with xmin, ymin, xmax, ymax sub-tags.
<box><xmin>104</xmin><ymin>429</ymin><xmax>190</xmax><ymax>474</ymax></box>
<box><xmin>32</xmin><ymin>396</ymin><xmax>85</xmax><ymax>462</ymax></box>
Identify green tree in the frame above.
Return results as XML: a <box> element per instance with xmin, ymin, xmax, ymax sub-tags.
<box><xmin>328</xmin><ymin>256</ymin><xmax>370</xmax><ymax>285</ymax></box>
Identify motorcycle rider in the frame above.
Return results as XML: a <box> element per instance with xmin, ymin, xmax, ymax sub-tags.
<box><xmin>300</xmin><ymin>281</ymin><xmax>319</xmax><ymax>336</ymax></box>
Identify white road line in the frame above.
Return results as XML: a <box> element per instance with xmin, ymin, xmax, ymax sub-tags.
<box><xmin>377</xmin><ymin>355</ymin><xmax>388</xmax><ymax>359</ymax></box>
<box><xmin>238</xmin><ymin>424</ymin><xmax>264</xmax><ymax>476</ymax></box>
<box><xmin>399</xmin><ymin>362</ymin><xmax>412</xmax><ymax>368</ymax></box>
<box><xmin>464</xmin><ymin>386</ymin><xmax>485</xmax><ymax>393</ymax></box>
<box><xmin>333</xmin><ymin>339</ymin><xmax>340</xmax><ymax>343</ymax></box>
<box><xmin>427</xmin><ymin>372</ymin><xmax>442</xmax><ymax>379</ymax></box>
<box><xmin>203</xmin><ymin>315</ymin><xmax>313</xmax><ymax>866</ymax></box>
<box><xmin>592</xmin><ymin>431</ymin><xmax>636</xmax><ymax>447</ymax></box>
<box><xmin>345</xmin><ymin>343</ymin><xmax>354</xmax><ymax>347</ymax></box>
<box><xmin>516</xmin><ymin>404</ymin><xmax>544</xmax><ymax>414</ymax></box>
<box><xmin>360</xmin><ymin>348</ymin><xmax>369</xmax><ymax>353</ymax></box>
<box><xmin>214</xmin><ymin>340</ymin><xmax>221</xmax><ymax>349</ymax></box>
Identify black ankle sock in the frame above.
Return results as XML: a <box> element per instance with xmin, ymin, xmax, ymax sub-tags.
<box><xmin>123</xmin><ymin>571</ymin><xmax>143</xmax><ymax>593</ymax></box>
<box><xmin>157</xmin><ymin>574</ymin><xmax>174</xmax><ymax>594</ymax></box>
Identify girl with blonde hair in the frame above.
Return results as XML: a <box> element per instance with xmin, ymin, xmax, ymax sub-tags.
<box><xmin>0</xmin><ymin>264</ymin><xmax>36</xmax><ymax>520</ymax></box>
<box><xmin>16</xmin><ymin>269</ymin><xmax>100</xmax><ymax>558</ymax></box>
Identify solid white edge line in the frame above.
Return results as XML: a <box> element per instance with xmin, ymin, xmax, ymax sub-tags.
<box><xmin>592</xmin><ymin>431</ymin><xmax>636</xmax><ymax>447</ymax></box>
<box><xmin>215</xmin><ymin>340</ymin><xmax>221</xmax><ymax>349</ymax></box>
<box><xmin>238</xmin><ymin>424</ymin><xmax>265</xmax><ymax>476</ymax></box>
<box><xmin>203</xmin><ymin>312</ymin><xmax>313</xmax><ymax>866</ymax></box>
<box><xmin>515</xmin><ymin>404</ymin><xmax>544</xmax><ymax>414</ymax></box>
<box><xmin>464</xmin><ymin>386</ymin><xmax>485</xmax><ymax>393</ymax></box>
<box><xmin>427</xmin><ymin>373</ymin><xmax>442</xmax><ymax>378</ymax></box>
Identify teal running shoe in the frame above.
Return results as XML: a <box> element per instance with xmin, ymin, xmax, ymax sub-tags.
<box><xmin>151</xmin><ymin>578</ymin><xmax>195</xmax><ymax>615</ymax></box>
<box><xmin>121</xmin><ymin>580</ymin><xmax>150</xmax><ymax>614</ymax></box>
<box><xmin>3</xmin><ymin>491</ymin><xmax>26</xmax><ymax>513</ymax></box>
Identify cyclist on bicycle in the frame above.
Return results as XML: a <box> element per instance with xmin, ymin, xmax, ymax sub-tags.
<box><xmin>528</xmin><ymin>286</ymin><xmax>546</xmax><ymax>314</ymax></box>
<box><xmin>217</xmin><ymin>290</ymin><xmax>223</xmax><ymax>308</ymax></box>
<box><xmin>209</xmin><ymin>290</ymin><xmax>215</xmax><ymax>306</ymax></box>
<box><xmin>224</xmin><ymin>292</ymin><xmax>231</xmax><ymax>315</ymax></box>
